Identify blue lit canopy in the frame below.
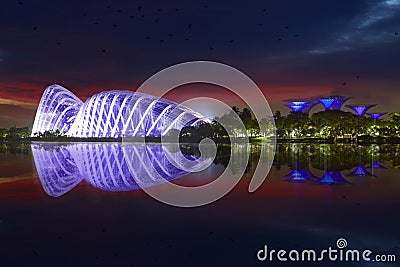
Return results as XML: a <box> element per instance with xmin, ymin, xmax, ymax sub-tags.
<box><xmin>31</xmin><ymin>84</ymin><xmax>209</xmax><ymax>138</ymax></box>
<box><xmin>367</xmin><ymin>113</ymin><xmax>387</xmax><ymax>120</ymax></box>
<box><xmin>283</xmin><ymin>96</ymin><xmax>352</xmax><ymax>113</ymax></box>
<box><xmin>317</xmin><ymin>96</ymin><xmax>352</xmax><ymax>110</ymax></box>
<box><xmin>345</xmin><ymin>104</ymin><xmax>376</xmax><ymax>116</ymax></box>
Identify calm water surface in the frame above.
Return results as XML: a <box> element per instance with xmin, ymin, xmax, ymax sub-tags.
<box><xmin>0</xmin><ymin>142</ymin><xmax>399</xmax><ymax>266</ymax></box>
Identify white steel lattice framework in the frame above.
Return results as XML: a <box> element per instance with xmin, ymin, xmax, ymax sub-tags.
<box><xmin>31</xmin><ymin>84</ymin><xmax>209</xmax><ymax>137</ymax></box>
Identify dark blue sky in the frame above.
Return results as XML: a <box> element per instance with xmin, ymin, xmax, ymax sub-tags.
<box><xmin>0</xmin><ymin>0</ymin><xmax>399</xmax><ymax>127</ymax></box>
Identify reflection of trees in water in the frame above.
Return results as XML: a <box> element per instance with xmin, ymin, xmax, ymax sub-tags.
<box><xmin>273</xmin><ymin>143</ymin><xmax>400</xmax><ymax>172</ymax></box>
<box><xmin>0</xmin><ymin>142</ymin><xmax>32</xmax><ymax>155</ymax></box>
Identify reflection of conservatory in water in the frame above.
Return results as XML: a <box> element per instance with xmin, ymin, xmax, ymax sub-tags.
<box><xmin>32</xmin><ymin>143</ymin><xmax>213</xmax><ymax>197</ymax></box>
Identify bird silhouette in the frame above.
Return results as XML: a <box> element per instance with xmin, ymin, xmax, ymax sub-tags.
<box><xmin>168</xmin><ymin>33</ymin><xmax>172</xmax><ymax>37</ymax></box>
<box><xmin>101</xmin><ymin>49</ymin><xmax>106</xmax><ymax>53</ymax></box>
<box><xmin>294</xmin><ymin>34</ymin><xmax>299</xmax><ymax>37</ymax></box>
<box><xmin>33</xmin><ymin>26</ymin><xmax>37</xmax><ymax>30</ymax></box>
<box><xmin>356</xmin><ymin>75</ymin><xmax>360</xmax><ymax>79</ymax></box>
<box><xmin>57</xmin><ymin>42</ymin><xmax>62</xmax><ymax>45</ymax></box>
<box><xmin>138</xmin><ymin>6</ymin><xmax>142</xmax><ymax>12</ymax></box>
<box><xmin>188</xmin><ymin>23</ymin><xmax>192</xmax><ymax>29</ymax></box>
<box><xmin>277</xmin><ymin>38</ymin><xmax>283</xmax><ymax>42</ymax></box>
<box><xmin>395</xmin><ymin>32</ymin><xmax>398</xmax><ymax>36</ymax></box>
<box><xmin>284</xmin><ymin>26</ymin><xmax>289</xmax><ymax>29</ymax></box>
<box><xmin>342</xmin><ymin>82</ymin><xmax>347</xmax><ymax>86</ymax></box>
<box><xmin>117</xmin><ymin>9</ymin><xmax>122</xmax><ymax>13</ymax></box>
<box><xmin>229</xmin><ymin>39</ymin><xmax>234</xmax><ymax>43</ymax></box>
<box><xmin>262</xmin><ymin>8</ymin><xmax>267</xmax><ymax>12</ymax></box>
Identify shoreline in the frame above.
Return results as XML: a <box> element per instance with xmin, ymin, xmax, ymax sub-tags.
<box><xmin>2</xmin><ymin>136</ymin><xmax>400</xmax><ymax>144</ymax></box>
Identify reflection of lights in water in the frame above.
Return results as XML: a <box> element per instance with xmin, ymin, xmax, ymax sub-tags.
<box><xmin>367</xmin><ymin>160</ymin><xmax>386</xmax><ymax>169</ymax></box>
<box><xmin>285</xmin><ymin>169</ymin><xmax>315</xmax><ymax>182</ymax></box>
<box><xmin>31</xmin><ymin>143</ymin><xmax>212</xmax><ymax>197</ymax></box>
<box><xmin>315</xmin><ymin>171</ymin><xmax>350</xmax><ymax>185</ymax></box>
<box><xmin>347</xmin><ymin>165</ymin><xmax>375</xmax><ymax>176</ymax></box>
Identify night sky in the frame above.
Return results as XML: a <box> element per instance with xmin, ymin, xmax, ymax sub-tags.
<box><xmin>1</xmin><ymin>0</ymin><xmax>399</xmax><ymax>128</ymax></box>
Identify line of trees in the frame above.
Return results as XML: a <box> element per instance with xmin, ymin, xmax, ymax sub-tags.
<box><xmin>2</xmin><ymin>108</ymin><xmax>400</xmax><ymax>141</ymax></box>
<box><xmin>275</xmin><ymin>110</ymin><xmax>400</xmax><ymax>139</ymax></box>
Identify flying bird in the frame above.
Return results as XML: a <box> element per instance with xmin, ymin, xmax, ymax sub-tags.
<box><xmin>138</xmin><ymin>6</ymin><xmax>142</xmax><ymax>11</ymax></box>
<box><xmin>342</xmin><ymin>82</ymin><xmax>347</xmax><ymax>86</ymax></box>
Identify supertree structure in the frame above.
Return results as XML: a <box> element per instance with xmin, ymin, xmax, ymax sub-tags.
<box><xmin>282</xmin><ymin>98</ymin><xmax>320</xmax><ymax>113</ymax></box>
<box><xmin>345</xmin><ymin>104</ymin><xmax>377</xmax><ymax>116</ymax></box>
<box><xmin>367</xmin><ymin>113</ymin><xmax>387</xmax><ymax>120</ymax></box>
<box><xmin>317</xmin><ymin>95</ymin><xmax>352</xmax><ymax>110</ymax></box>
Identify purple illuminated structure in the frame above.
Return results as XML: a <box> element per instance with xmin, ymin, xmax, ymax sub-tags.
<box><xmin>347</xmin><ymin>165</ymin><xmax>374</xmax><ymax>176</ymax></box>
<box><xmin>315</xmin><ymin>171</ymin><xmax>350</xmax><ymax>185</ymax></box>
<box><xmin>317</xmin><ymin>96</ymin><xmax>352</xmax><ymax>110</ymax></box>
<box><xmin>31</xmin><ymin>84</ymin><xmax>209</xmax><ymax>138</ymax></box>
<box><xmin>31</xmin><ymin>143</ymin><xmax>212</xmax><ymax>197</ymax></box>
<box><xmin>283</xmin><ymin>98</ymin><xmax>320</xmax><ymax>113</ymax></box>
<box><xmin>345</xmin><ymin>104</ymin><xmax>377</xmax><ymax>117</ymax></box>
<box><xmin>367</xmin><ymin>113</ymin><xmax>387</xmax><ymax>120</ymax></box>
<box><xmin>283</xmin><ymin>96</ymin><xmax>351</xmax><ymax>113</ymax></box>
<box><xmin>283</xmin><ymin>99</ymin><xmax>310</xmax><ymax>112</ymax></box>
